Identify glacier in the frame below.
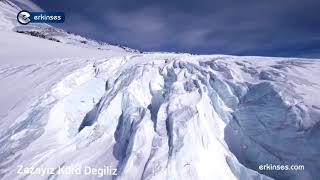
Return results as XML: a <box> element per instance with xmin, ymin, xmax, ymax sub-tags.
<box><xmin>1</xmin><ymin>1</ymin><xmax>320</xmax><ymax>180</ymax></box>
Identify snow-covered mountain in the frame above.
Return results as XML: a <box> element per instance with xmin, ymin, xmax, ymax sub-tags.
<box><xmin>0</xmin><ymin>1</ymin><xmax>320</xmax><ymax>180</ymax></box>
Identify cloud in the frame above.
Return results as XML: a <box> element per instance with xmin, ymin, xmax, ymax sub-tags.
<box><xmin>105</xmin><ymin>8</ymin><xmax>168</xmax><ymax>48</ymax></box>
<box><xmin>30</xmin><ymin>0</ymin><xmax>320</xmax><ymax>57</ymax></box>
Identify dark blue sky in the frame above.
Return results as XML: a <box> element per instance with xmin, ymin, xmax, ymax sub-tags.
<box><xmin>17</xmin><ymin>0</ymin><xmax>320</xmax><ymax>57</ymax></box>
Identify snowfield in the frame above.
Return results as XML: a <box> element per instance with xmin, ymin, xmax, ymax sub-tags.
<box><xmin>1</xmin><ymin>1</ymin><xmax>320</xmax><ymax>180</ymax></box>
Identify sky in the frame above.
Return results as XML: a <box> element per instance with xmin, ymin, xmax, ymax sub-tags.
<box><xmin>13</xmin><ymin>0</ymin><xmax>320</xmax><ymax>58</ymax></box>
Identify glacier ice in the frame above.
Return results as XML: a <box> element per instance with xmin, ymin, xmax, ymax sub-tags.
<box><xmin>1</xmin><ymin>54</ymin><xmax>320</xmax><ymax>180</ymax></box>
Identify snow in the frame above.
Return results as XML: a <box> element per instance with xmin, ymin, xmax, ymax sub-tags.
<box><xmin>0</xmin><ymin>31</ymin><xmax>126</xmax><ymax>65</ymax></box>
<box><xmin>1</xmin><ymin>1</ymin><xmax>320</xmax><ymax>180</ymax></box>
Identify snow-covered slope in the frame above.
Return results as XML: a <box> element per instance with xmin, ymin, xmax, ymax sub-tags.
<box><xmin>1</xmin><ymin>1</ymin><xmax>320</xmax><ymax>180</ymax></box>
<box><xmin>0</xmin><ymin>0</ymin><xmax>137</xmax><ymax>66</ymax></box>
